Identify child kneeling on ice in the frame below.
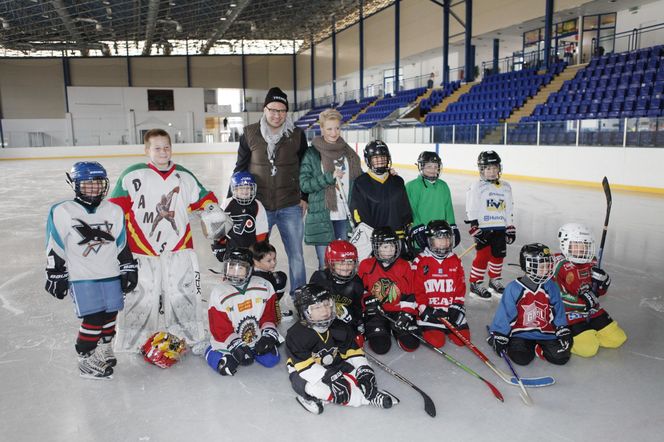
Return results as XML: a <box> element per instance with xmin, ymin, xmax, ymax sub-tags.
<box><xmin>285</xmin><ymin>283</ymin><xmax>398</xmax><ymax>414</ymax></box>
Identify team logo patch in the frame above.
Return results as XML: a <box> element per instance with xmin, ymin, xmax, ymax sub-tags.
<box><xmin>371</xmin><ymin>278</ymin><xmax>400</xmax><ymax>303</ymax></box>
<box><xmin>149</xmin><ymin>186</ymin><xmax>180</xmax><ymax>237</ymax></box>
<box><xmin>73</xmin><ymin>218</ymin><xmax>115</xmax><ymax>256</ymax></box>
<box><xmin>422</xmin><ymin>265</ymin><xmax>429</xmax><ymax>275</ymax></box>
<box><xmin>232</xmin><ymin>213</ymin><xmax>257</xmax><ymax>235</ymax></box>
<box><xmin>520</xmin><ymin>300</ymin><xmax>550</xmax><ymax>328</ymax></box>
<box><xmin>313</xmin><ymin>347</ymin><xmax>338</xmax><ymax>366</ymax></box>
<box><xmin>566</xmin><ymin>272</ymin><xmax>575</xmax><ymax>285</ymax></box>
<box><xmin>238</xmin><ymin>299</ymin><xmax>253</xmax><ymax>312</ymax></box>
<box><xmin>236</xmin><ymin>316</ymin><xmax>260</xmax><ymax>345</ymax></box>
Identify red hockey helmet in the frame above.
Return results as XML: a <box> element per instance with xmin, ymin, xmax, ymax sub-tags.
<box><xmin>325</xmin><ymin>240</ymin><xmax>358</xmax><ymax>282</ymax></box>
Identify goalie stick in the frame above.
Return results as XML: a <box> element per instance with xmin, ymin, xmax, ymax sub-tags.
<box><xmin>365</xmin><ymin>351</ymin><xmax>436</xmax><ymax>418</ymax></box>
<box><xmin>501</xmin><ymin>350</ymin><xmax>533</xmax><ymax>406</ymax></box>
<box><xmin>438</xmin><ymin>317</ymin><xmax>555</xmax><ymax>389</ymax></box>
<box><xmin>380</xmin><ymin>313</ymin><xmax>504</xmax><ymax>402</ymax></box>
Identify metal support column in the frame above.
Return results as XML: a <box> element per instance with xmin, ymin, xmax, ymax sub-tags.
<box><xmin>62</xmin><ymin>56</ymin><xmax>71</xmax><ymax>113</ymax></box>
<box><xmin>443</xmin><ymin>0</ymin><xmax>450</xmax><ymax>84</ymax></box>
<box><xmin>293</xmin><ymin>41</ymin><xmax>298</xmax><ymax>112</ymax></box>
<box><xmin>241</xmin><ymin>42</ymin><xmax>247</xmax><ymax>112</ymax></box>
<box><xmin>464</xmin><ymin>0</ymin><xmax>474</xmax><ymax>82</ymax></box>
<box><xmin>310</xmin><ymin>40</ymin><xmax>315</xmax><ymax>107</ymax></box>
<box><xmin>332</xmin><ymin>25</ymin><xmax>337</xmax><ymax>102</ymax></box>
<box><xmin>493</xmin><ymin>38</ymin><xmax>499</xmax><ymax>73</ymax></box>
<box><xmin>395</xmin><ymin>0</ymin><xmax>400</xmax><ymax>94</ymax></box>
<box><xmin>359</xmin><ymin>0</ymin><xmax>365</xmax><ymax>99</ymax></box>
<box><xmin>544</xmin><ymin>0</ymin><xmax>554</xmax><ymax>69</ymax></box>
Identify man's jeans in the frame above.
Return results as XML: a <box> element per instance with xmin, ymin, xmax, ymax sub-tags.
<box><xmin>314</xmin><ymin>220</ymin><xmax>350</xmax><ymax>270</ymax></box>
<box><xmin>266</xmin><ymin>204</ymin><xmax>306</xmax><ymax>301</ymax></box>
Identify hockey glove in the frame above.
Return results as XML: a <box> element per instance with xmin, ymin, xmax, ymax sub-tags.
<box><xmin>394</xmin><ymin>312</ymin><xmax>417</xmax><ymax>333</ymax></box>
<box><xmin>419</xmin><ymin>306</ymin><xmax>447</xmax><ymax>324</ymax></box>
<box><xmin>217</xmin><ymin>354</ymin><xmax>240</xmax><ymax>376</ymax></box>
<box><xmin>119</xmin><ymin>259</ymin><xmax>139</xmax><ymax>294</ymax></box>
<box><xmin>228</xmin><ymin>339</ymin><xmax>254</xmax><ymax>366</ymax></box>
<box><xmin>322</xmin><ymin>368</ymin><xmax>351</xmax><ymax>404</ymax></box>
<box><xmin>253</xmin><ymin>328</ymin><xmax>279</xmax><ymax>355</ymax></box>
<box><xmin>273</xmin><ymin>271</ymin><xmax>288</xmax><ymax>299</ymax></box>
<box><xmin>408</xmin><ymin>224</ymin><xmax>428</xmax><ymax>251</ymax></box>
<box><xmin>211</xmin><ymin>240</ymin><xmax>227</xmax><ymax>263</ymax></box>
<box><xmin>451</xmin><ymin>224</ymin><xmax>461</xmax><ymax>248</ymax></box>
<box><xmin>578</xmin><ymin>284</ymin><xmax>599</xmax><ymax>312</ymax></box>
<box><xmin>487</xmin><ymin>332</ymin><xmax>509</xmax><ymax>357</ymax></box>
<box><xmin>468</xmin><ymin>222</ymin><xmax>488</xmax><ymax>246</ymax></box>
<box><xmin>447</xmin><ymin>303</ymin><xmax>466</xmax><ymax>328</ymax></box>
<box><xmin>45</xmin><ymin>268</ymin><xmax>69</xmax><ymax>299</ymax></box>
<box><xmin>591</xmin><ymin>267</ymin><xmax>611</xmax><ymax>291</ymax></box>
<box><xmin>505</xmin><ymin>225</ymin><xmax>516</xmax><ymax>245</ymax></box>
<box><xmin>555</xmin><ymin>326</ymin><xmax>573</xmax><ymax>352</ymax></box>
<box><xmin>363</xmin><ymin>295</ymin><xmax>383</xmax><ymax>317</ymax></box>
<box><xmin>355</xmin><ymin>365</ymin><xmax>378</xmax><ymax>400</ymax></box>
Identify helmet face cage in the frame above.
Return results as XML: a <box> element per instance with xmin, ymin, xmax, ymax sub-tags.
<box><xmin>364</xmin><ymin>141</ymin><xmax>392</xmax><ymax>175</ymax></box>
<box><xmin>558</xmin><ymin>223</ymin><xmax>596</xmax><ymax>264</ymax></box>
<box><xmin>222</xmin><ymin>259</ymin><xmax>252</xmax><ymax>286</ymax></box>
<box><xmin>68</xmin><ymin>162</ymin><xmax>109</xmax><ymax>207</ymax></box>
<box><xmin>371</xmin><ymin>230</ymin><xmax>401</xmax><ymax>265</ymax></box>
<box><xmin>303</xmin><ymin>297</ymin><xmax>336</xmax><ymax>332</ymax></box>
<box><xmin>325</xmin><ymin>240</ymin><xmax>358</xmax><ymax>282</ymax></box>
<box><xmin>230</xmin><ymin>172</ymin><xmax>257</xmax><ymax>205</ymax></box>
<box><xmin>520</xmin><ymin>244</ymin><xmax>554</xmax><ymax>284</ymax></box>
<box><xmin>426</xmin><ymin>229</ymin><xmax>453</xmax><ymax>258</ymax></box>
<box><xmin>417</xmin><ymin>152</ymin><xmax>442</xmax><ymax>182</ymax></box>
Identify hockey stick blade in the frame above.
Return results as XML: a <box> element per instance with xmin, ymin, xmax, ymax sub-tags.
<box><xmin>365</xmin><ymin>351</ymin><xmax>436</xmax><ymax>417</ymax></box>
<box><xmin>512</xmin><ymin>376</ymin><xmax>555</xmax><ymax>387</ymax></box>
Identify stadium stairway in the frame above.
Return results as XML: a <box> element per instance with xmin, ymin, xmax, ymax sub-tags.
<box><xmin>345</xmin><ymin>96</ymin><xmax>381</xmax><ymax>124</ymax></box>
<box><xmin>481</xmin><ymin>64</ymin><xmax>585</xmax><ymax>143</ymax></box>
<box><xmin>403</xmin><ymin>86</ymin><xmax>436</xmax><ymax>119</ymax></box>
<box><xmin>422</xmin><ymin>81</ymin><xmax>476</xmax><ymax>121</ymax></box>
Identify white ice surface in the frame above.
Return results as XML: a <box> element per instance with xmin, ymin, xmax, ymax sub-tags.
<box><xmin>1</xmin><ymin>154</ymin><xmax>663</xmax><ymax>442</ymax></box>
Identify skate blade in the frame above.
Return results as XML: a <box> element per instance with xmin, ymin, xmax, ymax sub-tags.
<box><xmin>468</xmin><ymin>291</ymin><xmax>492</xmax><ymax>301</ymax></box>
<box><xmin>79</xmin><ymin>372</ymin><xmax>113</xmax><ymax>380</ymax></box>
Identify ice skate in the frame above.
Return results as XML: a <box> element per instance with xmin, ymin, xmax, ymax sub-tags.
<box><xmin>95</xmin><ymin>341</ymin><xmax>117</xmax><ymax>367</ymax></box>
<box><xmin>370</xmin><ymin>390</ymin><xmax>399</xmax><ymax>409</ymax></box>
<box><xmin>469</xmin><ymin>282</ymin><xmax>492</xmax><ymax>300</ymax></box>
<box><xmin>79</xmin><ymin>350</ymin><xmax>113</xmax><ymax>380</ymax></box>
<box><xmin>296</xmin><ymin>395</ymin><xmax>324</xmax><ymax>415</ymax></box>
<box><xmin>488</xmin><ymin>278</ymin><xmax>505</xmax><ymax>298</ymax></box>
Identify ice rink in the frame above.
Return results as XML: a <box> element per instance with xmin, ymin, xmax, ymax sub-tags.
<box><xmin>1</xmin><ymin>152</ymin><xmax>662</xmax><ymax>442</ymax></box>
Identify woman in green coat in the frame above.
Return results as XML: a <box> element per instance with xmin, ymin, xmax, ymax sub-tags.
<box><xmin>300</xmin><ymin>109</ymin><xmax>363</xmax><ymax>269</ymax></box>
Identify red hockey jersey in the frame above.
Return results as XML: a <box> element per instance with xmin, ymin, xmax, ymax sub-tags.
<box><xmin>412</xmin><ymin>249</ymin><xmax>466</xmax><ymax>311</ymax></box>
<box><xmin>357</xmin><ymin>257</ymin><xmax>417</xmax><ymax>315</ymax></box>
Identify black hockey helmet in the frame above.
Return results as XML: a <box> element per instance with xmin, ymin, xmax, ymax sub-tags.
<box><xmin>363</xmin><ymin>140</ymin><xmax>391</xmax><ymax>174</ymax></box>
<box><xmin>371</xmin><ymin>226</ymin><xmax>401</xmax><ymax>265</ymax></box>
<box><xmin>417</xmin><ymin>151</ymin><xmax>442</xmax><ymax>181</ymax></box>
<box><xmin>477</xmin><ymin>150</ymin><xmax>502</xmax><ymax>182</ymax></box>
<box><xmin>425</xmin><ymin>220</ymin><xmax>454</xmax><ymax>258</ymax></box>
<box><xmin>519</xmin><ymin>243</ymin><xmax>555</xmax><ymax>284</ymax></box>
<box><xmin>66</xmin><ymin>161</ymin><xmax>109</xmax><ymax>207</ymax></box>
<box><xmin>294</xmin><ymin>283</ymin><xmax>336</xmax><ymax>332</ymax></box>
<box><xmin>223</xmin><ymin>248</ymin><xmax>254</xmax><ymax>286</ymax></box>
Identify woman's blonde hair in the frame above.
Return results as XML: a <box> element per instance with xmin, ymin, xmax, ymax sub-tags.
<box><xmin>318</xmin><ymin>108</ymin><xmax>343</xmax><ymax>127</ymax></box>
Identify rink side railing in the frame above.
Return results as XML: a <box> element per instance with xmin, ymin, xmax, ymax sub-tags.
<box><xmin>335</xmin><ymin>117</ymin><xmax>664</xmax><ymax>148</ymax></box>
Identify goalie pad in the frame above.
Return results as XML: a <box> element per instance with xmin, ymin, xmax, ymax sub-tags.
<box><xmin>200</xmin><ymin>203</ymin><xmax>233</xmax><ymax>240</ymax></box>
<box><xmin>141</xmin><ymin>332</ymin><xmax>187</xmax><ymax>368</ymax></box>
<box><xmin>349</xmin><ymin>222</ymin><xmax>374</xmax><ymax>262</ymax></box>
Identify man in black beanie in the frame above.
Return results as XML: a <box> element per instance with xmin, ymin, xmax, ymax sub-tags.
<box><xmin>231</xmin><ymin>86</ymin><xmax>308</xmax><ymax>309</ymax></box>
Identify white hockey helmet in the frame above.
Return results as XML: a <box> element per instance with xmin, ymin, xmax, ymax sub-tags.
<box><xmin>558</xmin><ymin>223</ymin><xmax>596</xmax><ymax>264</ymax></box>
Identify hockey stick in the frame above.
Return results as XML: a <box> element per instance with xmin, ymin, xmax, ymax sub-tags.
<box><xmin>596</xmin><ymin>176</ymin><xmax>612</xmax><ymax>269</ymax></box>
<box><xmin>334</xmin><ymin>159</ymin><xmax>356</xmax><ymax>230</ymax></box>
<box><xmin>457</xmin><ymin>243</ymin><xmax>476</xmax><ymax>258</ymax></box>
<box><xmin>501</xmin><ymin>351</ymin><xmax>533</xmax><ymax>406</ymax></box>
<box><xmin>364</xmin><ymin>351</ymin><xmax>436</xmax><ymax>418</ymax></box>
<box><xmin>380</xmin><ymin>313</ymin><xmax>504</xmax><ymax>402</ymax></box>
<box><xmin>437</xmin><ymin>317</ymin><xmax>553</xmax><ymax>388</ymax></box>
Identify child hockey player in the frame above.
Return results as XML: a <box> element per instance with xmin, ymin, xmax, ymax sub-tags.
<box><xmin>205</xmin><ymin>248</ymin><xmax>280</xmax><ymax>376</ymax></box>
<box><xmin>45</xmin><ymin>162</ymin><xmax>138</xmax><ymax>379</ymax></box>
<box><xmin>358</xmin><ymin>227</ymin><xmax>419</xmax><ymax>354</ymax></box>
<box><xmin>406</xmin><ymin>151</ymin><xmax>460</xmax><ymax>250</ymax></box>
<box><xmin>465</xmin><ymin>150</ymin><xmax>515</xmax><ymax>300</ymax></box>
<box><xmin>309</xmin><ymin>240</ymin><xmax>365</xmax><ymax>333</ymax></box>
<box><xmin>286</xmin><ymin>284</ymin><xmax>397</xmax><ymax>414</ymax></box>
<box><xmin>249</xmin><ymin>240</ymin><xmax>291</xmax><ymax>323</ymax></box>
<box><xmin>554</xmin><ymin>223</ymin><xmax>626</xmax><ymax>357</ymax></box>
<box><xmin>109</xmin><ymin>128</ymin><xmax>219</xmax><ymax>352</ymax></box>
<box><xmin>350</xmin><ymin>141</ymin><xmax>412</xmax><ymax>259</ymax></box>
<box><xmin>412</xmin><ymin>220</ymin><xmax>469</xmax><ymax>348</ymax></box>
<box><xmin>488</xmin><ymin>243</ymin><xmax>572</xmax><ymax>366</ymax></box>
<box><xmin>211</xmin><ymin>171</ymin><xmax>269</xmax><ymax>262</ymax></box>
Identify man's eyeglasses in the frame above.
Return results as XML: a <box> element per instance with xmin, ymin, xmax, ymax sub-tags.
<box><xmin>266</xmin><ymin>107</ymin><xmax>288</xmax><ymax>115</ymax></box>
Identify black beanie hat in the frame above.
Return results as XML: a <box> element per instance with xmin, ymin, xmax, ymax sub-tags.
<box><xmin>263</xmin><ymin>87</ymin><xmax>289</xmax><ymax>111</ymax></box>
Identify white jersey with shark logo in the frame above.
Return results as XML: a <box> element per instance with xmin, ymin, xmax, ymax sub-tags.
<box><xmin>45</xmin><ymin>199</ymin><xmax>127</xmax><ymax>281</ymax></box>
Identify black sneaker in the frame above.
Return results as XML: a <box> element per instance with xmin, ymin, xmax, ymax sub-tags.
<box><xmin>488</xmin><ymin>279</ymin><xmax>505</xmax><ymax>298</ymax></box>
<box><xmin>469</xmin><ymin>282</ymin><xmax>492</xmax><ymax>300</ymax></box>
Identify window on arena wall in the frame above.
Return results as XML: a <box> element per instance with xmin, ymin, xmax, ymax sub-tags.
<box><xmin>0</xmin><ymin>39</ymin><xmax>304</xmax><ymax>57</ymax></box>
